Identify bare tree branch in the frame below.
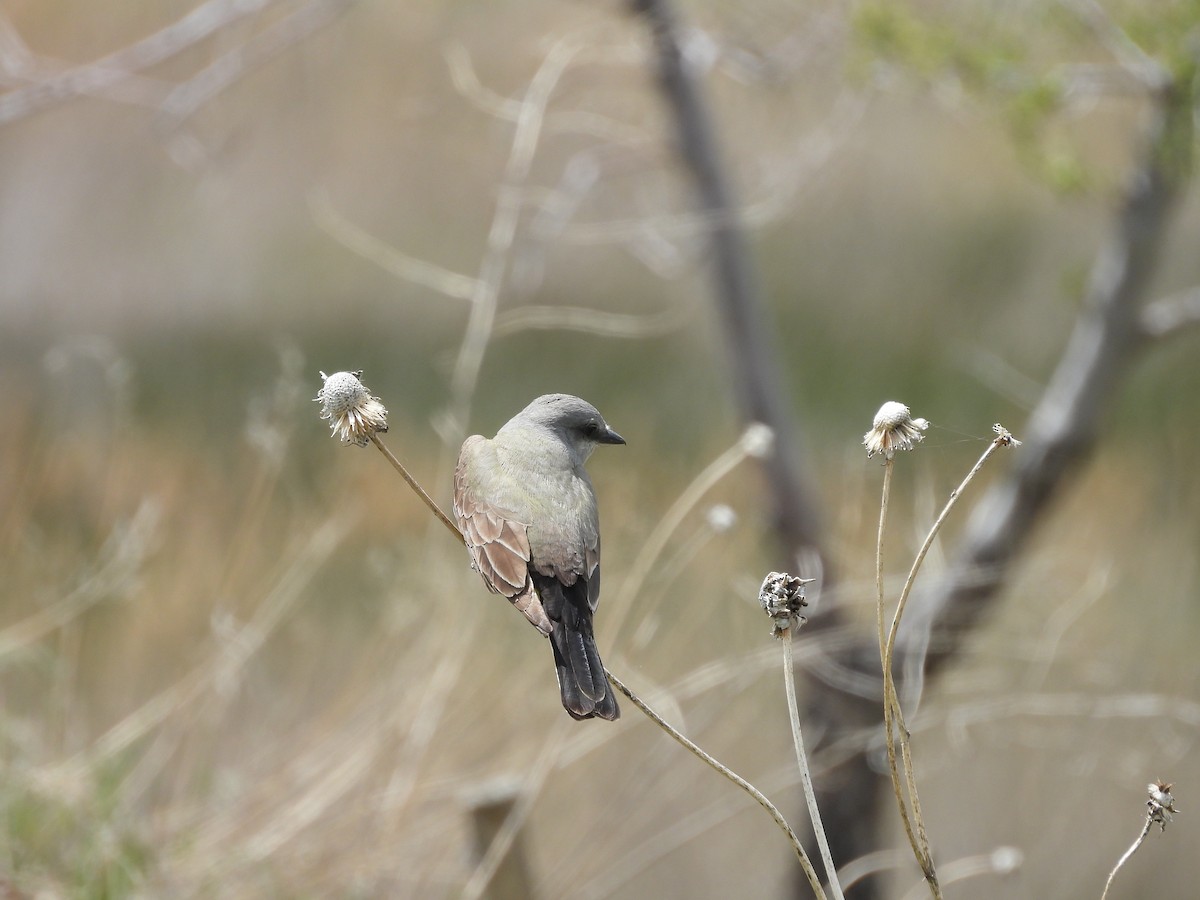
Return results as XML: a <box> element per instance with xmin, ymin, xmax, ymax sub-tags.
<box><xmin>630</xmin><ymin>0</ymin><xmax>825</xmax><ymax>569</ymax></box>
<box><xmin>902</xmin><ymin>76</ymin><xmax>1193</xmax><ymax>681</ymax></box>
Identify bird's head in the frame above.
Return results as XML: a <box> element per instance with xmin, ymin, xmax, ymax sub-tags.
<box><xmin>511</xmin><ymin>393</ymin><xmax>625</xmax><ymax>463</ymax></box>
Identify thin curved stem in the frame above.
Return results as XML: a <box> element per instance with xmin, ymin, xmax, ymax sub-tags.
<box><xmin>606</xmin><ymin>669</ymin><xmax>828</xmax><ymax>900</ymax></box>
<box><xmin>875</xmin><ymin>462</ymin><xmax>921</xmax><ymax>862</ymax></box>
<box><xmin>369</xmin><ymin>434</ymin><xmax>464</xmax><ymax>545</ymax></box>
<box><xmin>883</xmin><ymin>438</ymin><xmax>1004</xmax><ymax>675</ymax></box>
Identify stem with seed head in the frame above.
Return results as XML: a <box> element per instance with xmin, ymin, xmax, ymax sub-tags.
<box><xmin>369</xmin><ymin>434</ymin><xmax>464</xmax><ymax>545</ymax></box>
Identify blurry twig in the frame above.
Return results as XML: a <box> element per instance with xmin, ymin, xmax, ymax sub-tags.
<box><xmin>0</xmin><ymin>0</ymin><xmax>353</xmax><ymax>126</ymax></box>
<box><xmin>0</xmin><ymin>500</ymin><xmax>161</xmax><ymax>659</ymax></box>
<box><xmin>37</xmin><ymin>516</ymin><xmax>350</xmax><ymax>785</ymax></box>
<box><xmin>605</xmin><ymin>423</ymin><xmax>773</xmax><ymax>644</ymax></box>
<box><xmin>442</xmin><ymin>38</ymin><xmax>582</xmax><ymax>445</ymax></box>
<box><xmin>157</xmin><ymin>0</ymin><xmax>360</xmax><ymax>127</ymax></box>
<box><xmin>1062</xmin><ymin>0</ymin><xmax>1166</xmax><ymax>89</ymax></box>
<box><xmin>309</xmin><ymin>190</ymin><xmax>480</xmax><ymax>300</ymax></box>
<box><xmin>899</xmin><ymin>846</ymin><xmax>1023</xmax><ymax>900</ymax></box>
<box><xmin>492</xmin><ymin>302</ymin><xmax>690</xmax><ymax>339</ymax></box>
<box><xmin>444</xmin><ymin>41</ymin><xmax>522</xmax><ymax>121</ymax></box>
<box><xmin>1139</xmin><ymin>286</ymin><xmax>1200</xmax><ymax>341</ymax></box>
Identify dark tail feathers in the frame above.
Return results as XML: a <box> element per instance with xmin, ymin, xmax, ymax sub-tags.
<box><xmin>533</xmin><ymin>572</ymin><xmax>618</xmax><ymax>721</ymax></box>
<box><xmin>549</xmin><ymin>620</ymin><xmax>619</xmax><ymax>721</ymax></box>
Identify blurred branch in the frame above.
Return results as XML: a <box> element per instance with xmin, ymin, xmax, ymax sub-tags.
<box><xmin>309</xmin><ymin>189</ymin><xmax>481</xmax><ymax>301</ymax></box>
<box><xmin>629</xmin><ymin>0</ymin><xmax>824</xmax><ymax>569</ymax></box>
<box><xmin>443</xmin><ymin>38</ymin><xmax>582</xmax><ymax>442</ymax></box>
<box><xmin>0</xmin><ymin>0</ymin><xmax>357</xmax><ymax>127</ymax></box>
<box><xmin>444</xmin><ymin>41</ymin><xmax>523</xmax><ymax>122</ymax></box>
<box><xmin>0</xmin><ymin>500</ymin><xmax>161</xmax><ymax>659</ymax></box>
<box><xmin>492</xmin><ymin>301</ymin><xmax>690</xmax><ymax>339</ymax></box>
<box><xmin>1062</xmin><ymin>0</ymin><xmax>1167</xmax><ymax>90</ymax></box>
<box><xmin>1139</xmin><ymin>286</ymin><xmax>1200</xmax><ymax>341</ymax></box>
<box><xmin>158</xmin><ymin>0</ymin><xmax>359</xmax><ymax>127</ymax></box>
<box><xmin>902</xmin><ymin>74</ymin><xmax>1193</xmax><ymax>678</ymax></box>
<box><xmin>552</xmin><ymin>88</ymin><xmax>865</xmax><ymax>249</ymax></box>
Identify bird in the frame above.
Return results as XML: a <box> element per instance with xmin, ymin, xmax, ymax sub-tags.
<box><xmin>453</xmin><ymin>394</ymin><xmax>624</xmax><ymax>720</ymax></box>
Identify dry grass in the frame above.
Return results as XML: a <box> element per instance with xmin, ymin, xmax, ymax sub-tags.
<box><xmin>2</xmin><ymin>2</ymin><xmax>1199</xmax><ymax>897</ymax></box>
<box><xmin>1</xmin><ymin>349</ymin><xmax>1198</xmax><ymax>898</ymax></box>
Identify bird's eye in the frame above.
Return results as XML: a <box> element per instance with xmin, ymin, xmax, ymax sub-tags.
<box><xmin>584</xmin><ymin>421</ymin><xmax>601</xmax><ymax>437</ymax></box>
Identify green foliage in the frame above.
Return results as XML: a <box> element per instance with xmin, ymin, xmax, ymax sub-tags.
<box><xmin>853</xmin><ymin>0</ymin><xmax>1200</xmax><ymax>193</ymax></box>
<box><xmin>1123</xmin><ymin>0</ymin><xmax>1200</xmax><ymax>76</ymax></box>
<box><xmin>853</xmin><ymin>2</ymin><xmax>1023</xmax><ymax>89</ymax></box>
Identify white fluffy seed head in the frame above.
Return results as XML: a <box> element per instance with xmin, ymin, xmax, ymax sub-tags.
<box><xmin>316</xmin><ymin>370</ymin><xmax>389</xmax><ymax>447</ymax></box>
<box><xmin>864</xmin><ymin>400</ymin><xmax>929</xmax><ymax>459</ymax></box>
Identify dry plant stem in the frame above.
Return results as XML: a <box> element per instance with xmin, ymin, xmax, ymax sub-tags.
<box><xmin>782</xmin><ymin>627</ymin><xmax>846</xmax><ymax>900</ymax></box>
<box><xmin>1100</xmin><ymin>815</ymin><xmax>1155</xmax><ymax>900</ymax></box>
<box><xmin>875</xmin><ymin>462</ymin><xmax>921</xmax><ymax>861</ymax></box>
<box><xmin>369</xmin><ymin>434</ymin><xmax>464</xmax><ymax>545</ymax></box>
<box><xmin>883</xmin><ymin>438</ymin><xmax>1005</xmax><ymax>677</ymax></box>
<box><xmin>875</xmin><ymin>459</ymin><xmax>941</xmax><ymax>897</ymax></box>
<box><xmin>879</xmin><ymin>440</ymin><xmax>1006</xmax><ymax>899</ymax></box>
<box><xmin>605</xmin><ymin>668</ymin><xmax>828</xmax><ymax>900</ymax></box>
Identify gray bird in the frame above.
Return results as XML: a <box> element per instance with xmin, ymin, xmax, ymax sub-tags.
<box><xmin>454</xmin><ymin>394</ymin><xmax>624</xmax><ymax>720</ymax></box>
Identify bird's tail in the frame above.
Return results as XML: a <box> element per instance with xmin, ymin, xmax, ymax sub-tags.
<box><xmin>549</xmin><ymin>616</ymin><xmax>619</xmax><ymax>721</ymax></box>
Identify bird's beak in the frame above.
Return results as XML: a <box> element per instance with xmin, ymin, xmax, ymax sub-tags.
<box><xmin>599</xmin><ymin>427</ymin><xmax>626</xmax><ymax>446</ymax></box>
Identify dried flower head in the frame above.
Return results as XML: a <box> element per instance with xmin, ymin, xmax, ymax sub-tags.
<box><xmin>316</xmin><ymin>370</ymin><xmax>388</xmax><ymax>447</ymax></box>
<box><xmin>863</xmin><ymin>401</ymin><xmax>929</xmax><ymax>459</ymax></box>
<box><xmin>992</xmin><ymin>423</ymin><xmax>1021</xmax><ymax>447</ymax></box>
<box><xmin>1148</xmin><ymin>780</ymin><xmax>1178</xmax><ymax>830</ymax></box>
<box><xmin>758</xmin><ymin>571</ymin><xmax>815</xmax><ymax>636</ymax></box>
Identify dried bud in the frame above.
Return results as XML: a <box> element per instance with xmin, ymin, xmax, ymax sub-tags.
<box><xmin>758</xmin><ymin>571</ymin><xmax>815</xmax><ymax>636</ymax></box>
<box><xmin>1148</xmin><ymin>780</ymin><xmax>1177</xmax><ymax>830</ymax></box>
<box><xmin>316</xmin><ymin>370</ymin><xmax>389</xmax><ymax>447</ymax></box>
<box><xmin>992</xmin><ymin>423</ymin><xmax>1021</xmax><ymax>447</ymax></box>
<box><xmin>863</xmin><ymin>401</ymin><xmax>929</xmax><ymax>459</ymax></box>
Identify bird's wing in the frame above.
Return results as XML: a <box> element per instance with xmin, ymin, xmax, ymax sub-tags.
<box><xmin>454</xmin><ymin>436</ymin><xmax>552</xmax><ymax>635</ymax></box>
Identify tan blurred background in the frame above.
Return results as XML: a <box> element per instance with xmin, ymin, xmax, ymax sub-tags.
<box><xmin>1</xmin><ymin>1</ymin><xmax>1198</xmax><ymax>897</ymax></box>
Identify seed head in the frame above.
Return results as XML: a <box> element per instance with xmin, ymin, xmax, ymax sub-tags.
<box><xmin>1147</xmin><ymin>780</ymin><xmax>1178</xmax><ymax>830</ymax></box>
<box><xmin>759</xmin><ymin>571</ymin><xmax>815</xmax><ymax>636</ymax></box>
<box><xmin>992</xmin><ymin>423</ymin><xmax>1021</xmax><ymax>447</ymax></box>
<box><xmin>316</xmin><ymin>370</ymin><xmax>389</xmax><ymax>447</ymax></box>
<box><xmin>864</xmin><ymin>401</ymin><xmax>929</xmax><ymax>459</ymax></box>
